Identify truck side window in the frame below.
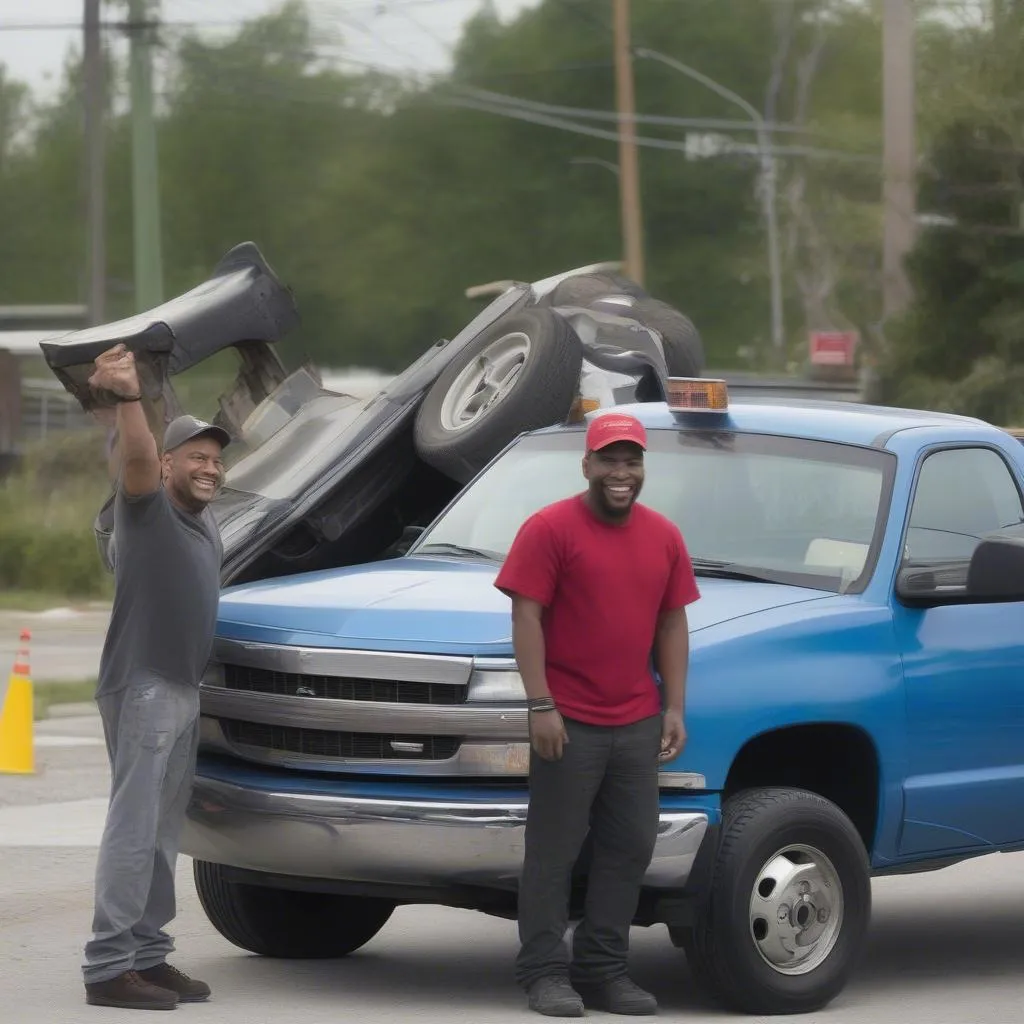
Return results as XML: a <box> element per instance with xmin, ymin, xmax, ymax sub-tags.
<box><xmin>905</xmin><ymin>447</ymin><xmax>1024</xmax><ymax>564</ymax></box>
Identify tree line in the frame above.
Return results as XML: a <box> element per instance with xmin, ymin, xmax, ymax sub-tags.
<box><xmin>0</xmin><ymin>0</ymin><xmax>1021</xmax><ymax>421</ymax></box>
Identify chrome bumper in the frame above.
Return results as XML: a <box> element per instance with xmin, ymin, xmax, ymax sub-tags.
<box><xmin>182</xmin><ymin>776</ymin><xmax>709</xmax><ymax>891</ymax></box>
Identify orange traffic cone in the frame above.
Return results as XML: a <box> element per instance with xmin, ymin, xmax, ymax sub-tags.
<box><xmin>0</xmin><ymin>629</ymin><xmax>35</xmax><ymax>774</ymax></box>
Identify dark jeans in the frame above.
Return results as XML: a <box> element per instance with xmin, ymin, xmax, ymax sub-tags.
<box><xmin>515</xmin><ymin>713</ymin><xmax>662</xmax><ymax>989</ymax></box>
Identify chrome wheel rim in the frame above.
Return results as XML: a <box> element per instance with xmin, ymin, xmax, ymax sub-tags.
<box><xmin>438</xmin><ymin>332</ymin><xmax>531</xmax><ymax>432</ymax></box>
<box><xmin>748</xmin><ymin>843</ymin><xmax>844</xmax><ymax>976</ymax></box>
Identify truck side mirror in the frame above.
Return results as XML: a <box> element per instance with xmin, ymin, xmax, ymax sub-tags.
<box><xmin>966</xmin><ymin>528</ymin><xmax>1024</xmax><ymax>601</ymax></box>
<box><xmin>897</xmin><ymin>527</ymin><xmax>1024</xmax><ymax>606</ymax></box>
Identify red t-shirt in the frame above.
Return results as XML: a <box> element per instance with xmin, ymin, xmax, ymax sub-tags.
<box><xmin>494</xmin><ymin>495</ymin><xmax>700</xmax><ymax>726</ymax></box>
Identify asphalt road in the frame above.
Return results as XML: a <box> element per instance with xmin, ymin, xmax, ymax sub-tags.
<box><xmin>2</xmin><ymin>713</ymin><xmax>1023</xmax><ymax>1023</ymax></box>
<box><xmin>0</xmin><ymin>607</ymin><xmax>109</xmax><ymax>683</ymax></box>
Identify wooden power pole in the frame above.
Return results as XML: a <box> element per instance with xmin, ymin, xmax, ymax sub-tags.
<box><xmin>84</xmin><ymin>0</ymin><xmax>105</xmax><ymax>325</ymax></box>
<box><xmin>612</xmin><ymin>0</ymin><xmax>645</xmax><ymax>286</ymax></box>
<box><xmin>882</xmin><ymin>0</ymin><xmax>916</xmax><ymax>323</ymax></box>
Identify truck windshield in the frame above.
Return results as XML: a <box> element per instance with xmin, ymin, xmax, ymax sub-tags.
<box><xmin>414</xmin><ymin>428</ymin><xmax>896</xmax><ymax>594</ymax></box>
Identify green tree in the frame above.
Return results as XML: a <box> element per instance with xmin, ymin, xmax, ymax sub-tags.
<box><xmin>875</xmin><ymin>3</ymin><xmax>1024</xmax><ymax>422</ymax></box>
<box><xmin>0</xmin><ymin>0</ymin><xmax>895</xmax><ymax>376</ymax></box>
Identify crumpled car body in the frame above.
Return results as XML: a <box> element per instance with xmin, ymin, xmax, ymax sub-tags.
<box><xmin>38</xmin><ymin>243</ymin><xmax>698</xmax><ymax>586</ymax></box>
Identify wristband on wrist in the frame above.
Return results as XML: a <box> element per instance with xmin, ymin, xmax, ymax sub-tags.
<box><xmin>528</xmin><ymin>697</ymin><xmax>558</xmax><ymax>714</ymax></box>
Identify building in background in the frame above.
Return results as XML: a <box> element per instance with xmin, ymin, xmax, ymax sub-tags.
<box><xmin>0</xmin><ymin>306</ymin><xmax>89</xmax><ymax>478</ymax></box>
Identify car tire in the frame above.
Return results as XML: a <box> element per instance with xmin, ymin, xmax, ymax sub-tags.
<box><xmin>413</xmin><ymin>308</ymin><xmax>583</xmax><ymax>484</ymax></box>
<box><xmin>544</xmin><ymin>274</ymin><xmax>704</xmax><ymax>377</ymax></box>
<box><xmin>675</xmin><ymin>787</ymin><xmax>871</xmax><ymax>1015</ymax></box>
<box><xmin>193</xmin><ymin>861</ymin><xmax>395</xmax><ymax>958</ymax></box>
<box><xmin>630</xmin><ymin>298</ymin><xmax>705</xmax><ymax>377</ymax></box>
<box><xmin>544</xmin><ymin>271</ymin><xmax>648</xmax><ymax>307</ymax></box>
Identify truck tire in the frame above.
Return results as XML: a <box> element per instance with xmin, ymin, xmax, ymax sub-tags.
<box><xmin>193</xmin><ymin>861</ymin><xmax>395</xmax><ymax>958</ymax></box>
<box><xmin>630</xmin><ymin>298</ymin><xmax>705</xmax><ymax>377</ymax></box>
<box><xmin>677</xmin><ymin>788</ymin><xmax>871</xmax><ymax>1015</ymax></box>
<box><xmin>413</xmin><ymin>308</ymin><xmax>582</xmax><ymax>484</ymax></box>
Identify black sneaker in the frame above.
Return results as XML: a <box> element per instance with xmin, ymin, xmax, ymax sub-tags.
<box><xmin>137</xmin><ymin>963</ymin><xmax>211</xmax><ymax>1003</ymax></box>
<box><xmin>526</xmin><ymin>975</ymin><xmax>585</xmax><ymax>1017</ymax></box>
<box><xmin>575</xmin><ymin>975</ymin><xmax>658</xmax><ymax>1015</ymax></box>
<box><xmin>84</xmin><ymin>969</ymin><xmax>179</xmax><ymax>1010</ymax></box>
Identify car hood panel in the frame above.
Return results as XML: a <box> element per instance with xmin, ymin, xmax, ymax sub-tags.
<box><xmin>39</xmin><ymin>242</ymin><xmax>299</xmax><ymax>411</ymax></box>
<box><xmin>216</xmin><ymin>558</ymin><xmax>829</xmax><ymax>655</ymax></box>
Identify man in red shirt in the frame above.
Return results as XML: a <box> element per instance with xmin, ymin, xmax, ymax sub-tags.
<box><xmin>495</xmin><ymin>412</ymin><xmax>700</xmax><ymax>1017</ymax></box>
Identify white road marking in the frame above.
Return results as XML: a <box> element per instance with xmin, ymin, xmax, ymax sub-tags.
<box><xmin>33</xmin><ymin>735</ymin><xmax>103</xmax><ymax>748</ymax></box>
<box><xmin>0</xmin><ymin>797</ymin><xmax>107</xmax><ymax>847</ymax></box>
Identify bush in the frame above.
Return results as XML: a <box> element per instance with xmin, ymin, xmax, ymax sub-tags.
<box><xmin>0</xmin><ymin>429</ymin><xmax>113</xmax><ymax>599</ymax></box>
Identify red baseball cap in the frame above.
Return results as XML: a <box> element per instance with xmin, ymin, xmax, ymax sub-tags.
<box><xmin>585</xmin><ymin>413</ymin><xmax>647</xmax><ymax>452</ymax></box>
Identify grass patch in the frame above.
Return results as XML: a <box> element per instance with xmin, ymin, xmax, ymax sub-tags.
<box><xmin>33</xmin><ymin>678</ymin><xmax>97</xmax><ymax>720</ymax></box>
<box><xmin>0</xmin><ymin>591</ymin><xmax>107</xmax><ymax>612</ymax></box>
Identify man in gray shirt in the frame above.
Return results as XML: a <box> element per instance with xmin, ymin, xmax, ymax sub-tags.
<box><xmin>82</xmin><ymin>343</ymin><xmax>228</xmax><ymax>1011</ymax></box>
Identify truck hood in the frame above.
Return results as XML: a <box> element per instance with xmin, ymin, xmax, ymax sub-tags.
<box><xmin>216</xmin><ymin>556</ymin><xmax>829</xmax><ymax>656</ymax></box>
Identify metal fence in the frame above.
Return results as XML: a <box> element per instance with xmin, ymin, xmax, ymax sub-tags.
<box><xmin>19</xmin><ymin>378</ymin><xmax>90</xmax><ymax>444</ymax></box>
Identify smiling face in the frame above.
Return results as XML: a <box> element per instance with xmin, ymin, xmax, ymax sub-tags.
<box><xmin>582</xmin><ymin>440</ymin><xmax>645</xmax><ymax>522</ymax></box>
<box><xmin>161</xmin><ymin>435</ymin><xmax>225</xmax><ymax>513</ymax></box>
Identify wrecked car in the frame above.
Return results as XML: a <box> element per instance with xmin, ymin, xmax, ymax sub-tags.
<box><xmin>39</xmin><ymin>242</ymin><xmax>702</xmax><ymax>585</ymax></box>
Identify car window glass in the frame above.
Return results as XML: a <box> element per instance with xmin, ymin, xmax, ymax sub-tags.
<box><xmin>419</xmin><ymin>432</ymin><xmax>892</xmax><ymax>593</ymax></box>
<box><xmin>905</xmin><ymin>447</ymin><xmax>1024</xmax><ymax>563</ymax></box>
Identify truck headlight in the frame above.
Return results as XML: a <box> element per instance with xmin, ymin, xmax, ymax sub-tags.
<box><xmin>468</xmin><ymin>667</ymin><xmax>526</xmax><ymax>701</ymax></box>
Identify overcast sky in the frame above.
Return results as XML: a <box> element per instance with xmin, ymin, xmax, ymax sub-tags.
<box><xmin>0</xmin><ymin>0</ymin><xmax>538</xmax><ymax>100</ymax></box>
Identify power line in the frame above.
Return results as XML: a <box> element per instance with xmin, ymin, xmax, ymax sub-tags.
<box><xmin>451</xmin><ymin>85</ymin><xmax>820</xmax><ymax>135</ymax></box>
<box><xmin>438</xmin><ymin>92</ymin><xmax>880</xmax><ymax>166</ymax></box>
<box><xmin>0</xmin><ymin>20</ymin><xmax>246</xmax><ymax>32</ymax></box>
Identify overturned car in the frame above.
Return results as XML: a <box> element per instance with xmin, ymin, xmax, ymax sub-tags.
<box><xmin>40</xmin><ymin>242</ymin><xmax>702</xmax><ymax>584</ymax></box>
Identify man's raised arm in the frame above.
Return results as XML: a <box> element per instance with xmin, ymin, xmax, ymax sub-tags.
<box><xmin>88</xmin><ymin>344</ymin><xmax>160</xmax><ymax>497</ymax></box>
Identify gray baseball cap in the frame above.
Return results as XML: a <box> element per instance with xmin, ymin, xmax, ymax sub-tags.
<box><xmin>163</xmin><ymin>414</ymin><xmax>231</xmax><ymax>453</ymax></box>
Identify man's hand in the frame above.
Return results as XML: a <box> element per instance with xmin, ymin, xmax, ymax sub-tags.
<box><xmin>89</xmin><ymin>344</ymin><xmax>159</xmax><ymax>496</ymax></box>
<box><xmin>88</xmin><ymin>344</ymin><xmax>142</xmax><ymax>401</ymax></box>
<box><xmin>660</xmin><ymin>711</ymin><xmax>687</xmax><ymax>761</ymax></box>
<box><xmin>530</xmin><ymin>709</ymin><xmax>569</xmax><ymax>761</ymax></box>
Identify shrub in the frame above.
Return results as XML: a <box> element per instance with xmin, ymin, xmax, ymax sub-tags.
<box><xmin>0</xmin><ymin>429</ymin><xmax>112</xmax><ymax>598</ymax></box>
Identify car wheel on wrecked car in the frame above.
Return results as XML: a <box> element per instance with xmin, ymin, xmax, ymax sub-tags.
<box><xmin>674</xmin><ymin>787</ymin><xmax>871</xmax><ymax>1015</ymax></box>
<box><xmin>544</xmin><ymin>273</ymin><xmax>704</xmax><ymax>378</ymax></box>
<box><xmin>413</xmin><ymin>307</ymin><xmax>583</xmax><ymax>484</ymax></box>
<box><xmin>193</xmin><ymin>860</ymin><xmax>395</xmax><ymax>958</ymax></box>
<box><xmin>629</xmin><ymin>298</ymin><xmax>704</xmax><ymax>378</ymax></box>
<box><xmin>543</xmin><ymin>270</ymin><xmax>648</xmax><ymax>307</ymax></box>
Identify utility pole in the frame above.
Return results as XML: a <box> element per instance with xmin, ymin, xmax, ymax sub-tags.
<box><xmin>84</xmin><ymin>0</ymin><xmax>106</xmax><ymax>325</ymax></box>
<box><xmin>128</xmin><ymin>0</ymin><xmax>164</xmax><ymax>312</ymax></box>
<box><xmin>881</xmin><ymin>0</ymin><xmax>915</xmax><ymax>324</ymax></box>
<box><xmin>612</xmin><ymin>0</ymin><xmax>645</xmax><ymax>286</ymax></box>
<box><xmin>635</xmin><ymin>48</ymin><xmax>784</xmax><ymax>361</ymax></box>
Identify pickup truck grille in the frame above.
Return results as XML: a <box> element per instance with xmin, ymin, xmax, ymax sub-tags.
<box><xmin>202</xmin><ymin>642</ymin><xmax>523</xmax><ymax>774</ymax></box>
<box><xmin>222</xmin><ymin>720</ymin><xmax>461</xmax><ymax>761</ymax></box>
<box><xmin>224</xmin><ymin>664</ymin><xmax>468</xmax><ymax>705</ymax></box>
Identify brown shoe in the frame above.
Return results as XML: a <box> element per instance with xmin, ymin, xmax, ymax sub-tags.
<box><xmin>137</xmin><ymin>963</ymin><xmax>211</xmax><ymax>1003</ymax></box>
<box><xmin>85</xmin><ymin>969</ymin><xmax>179</xmax><ymax>1010</ymax></box>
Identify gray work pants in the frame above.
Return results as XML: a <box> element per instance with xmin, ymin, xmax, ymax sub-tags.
<box><xmin>515</xmin><ymin>713</ymin><xmax>662</xmax><ymax>989</ymax></box>
<box><xmin>82</xmin><ymin>676</ymin><xmax>200</xmax><ymax>984</ymax></box>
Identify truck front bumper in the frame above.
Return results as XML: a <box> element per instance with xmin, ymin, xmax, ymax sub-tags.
<box><xmin>182</xmin><ymin>774</ymin><xmax>712</xmax><ymax>892</ymax></box>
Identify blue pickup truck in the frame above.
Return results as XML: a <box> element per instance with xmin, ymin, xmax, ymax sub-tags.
<box><xmin>40</xmin><ymin>247</ymin><xmax>1024</xmax><ymax>1015</ymax></box>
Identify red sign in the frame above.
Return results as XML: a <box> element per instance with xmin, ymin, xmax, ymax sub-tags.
<box><xmin>809</xmin><ymin>330</ymin><xmax>859</xmax><ymax>367</ymax></box>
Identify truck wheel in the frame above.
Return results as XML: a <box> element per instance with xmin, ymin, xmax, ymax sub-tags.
<box><xmin>679</xmin><ymin>788</ymin><xmax>870</xmax><ymax>1015</ymax></box>
<box><xmin>193</xmin><ymin>861</ymin><xmax>395</xmax><ymax>958</ymax></box>
<box><xmin>413</xmin><ymin>308</ymin><xmax>582</xmax><ymax>484</ymax></box>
